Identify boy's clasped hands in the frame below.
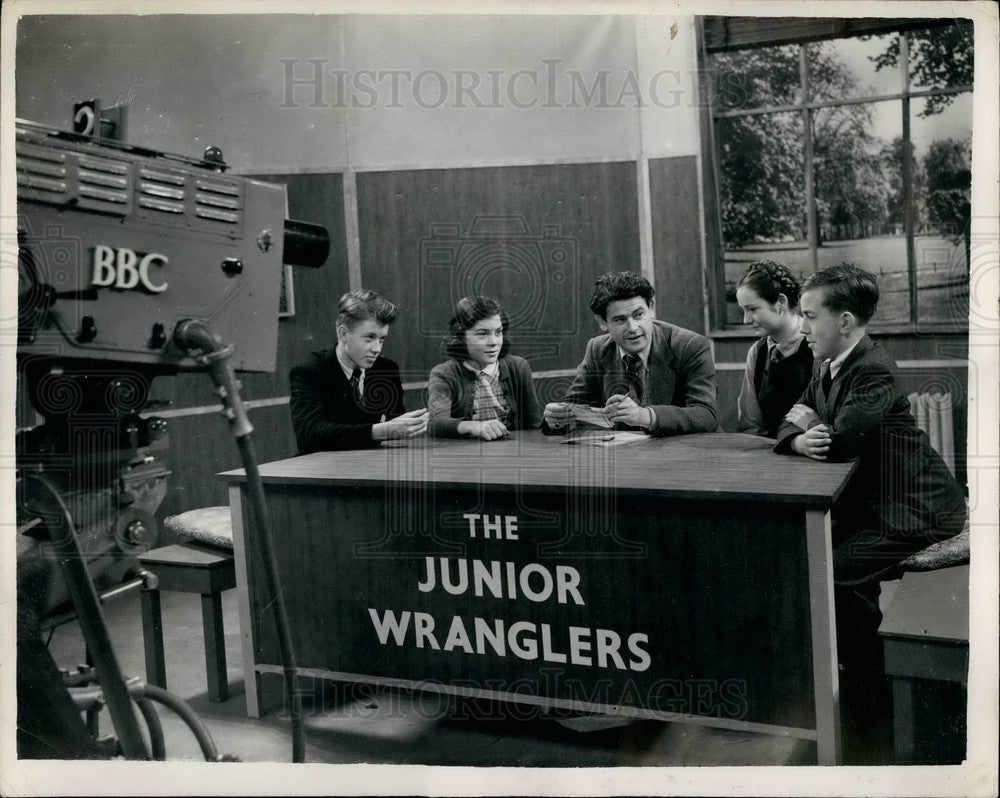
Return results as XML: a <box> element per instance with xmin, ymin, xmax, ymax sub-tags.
<box><xmin>784</xmin><ymin>403</ymin><xmax>830</xmax><ymax>460</ymax></box>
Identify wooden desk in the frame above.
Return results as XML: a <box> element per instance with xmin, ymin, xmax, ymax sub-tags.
<box><xmin>221</xmin><ymin>432</ymin><xmax>856</xmax><ymax>764</ymax></box>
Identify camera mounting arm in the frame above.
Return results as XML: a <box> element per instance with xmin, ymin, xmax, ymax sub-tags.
<box><xmin>173</xmin><ymin>319</ymin><xmax>252</xmax><ymax>438</ymax></box>
<box><xmin>171</xmin><ymin>317</ymin><xmax>306</xmax><ymax>762</ymax></box>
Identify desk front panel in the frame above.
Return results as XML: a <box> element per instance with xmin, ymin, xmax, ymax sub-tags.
<box><xmin>241</xmin><ymin>480</ymin><xmax>816</xmax><ymax>731</ymax></box>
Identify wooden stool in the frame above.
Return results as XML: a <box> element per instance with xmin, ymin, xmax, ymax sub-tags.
<box><xmin>138</xmin><ymin>507</ymin><xmax>235</xmax><ymax>703</ymax></box>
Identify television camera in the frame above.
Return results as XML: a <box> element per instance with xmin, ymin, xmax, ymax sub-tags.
<box><xmin>14</xmin><ymin>117</ymin><xmax>328</xmax><ymax>761</ymax></box>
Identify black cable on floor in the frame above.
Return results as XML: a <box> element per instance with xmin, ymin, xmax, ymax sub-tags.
<box><xmin>134</xmin><ymin>697</ymin><xmax>166</xmax><ymax>760</ymax></box>
<box><xmin>136</xmin><ymin>683</ymin><xmax>219</xmax><ymax>761</ymax></box>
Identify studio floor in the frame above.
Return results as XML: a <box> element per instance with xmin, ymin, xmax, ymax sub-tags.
<box><xmin>44</xmin><ymin>589</ymin><xmax>817</xmax><ymax>767</ymax></box>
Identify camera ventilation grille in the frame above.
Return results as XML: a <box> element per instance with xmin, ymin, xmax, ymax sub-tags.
<box><xmin>72</xmin><ymin>153</ymin><xmax>132</xmax><ymax>215</ymax></box>
<box><xmin>16</xmin><ymin>138</ymin><xmax>70</xmax><ymax>202</ymax></box>
<box><xmin>76</xmin><ymin>154</ymin><xmax>131</xmax><ymax>211</ymax></box>
<box><xmin>15</xmin><ymin>137</ymin><xmax>132</xmax><ymax>215</ymax></box>
<box><xmin>139</xmin><ymin>167</ymin><xmax>187</xmax><ymax>214</ymax></box>
<box><xmin>194</xmin><ymin>178</ymin><xmax>242</xmax><ymax>225</ymax></box>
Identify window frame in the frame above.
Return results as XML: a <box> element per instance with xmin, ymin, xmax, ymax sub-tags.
<box><xmin>696</xmin><ymin>16</ymin><xmax>973</xmax><ymax>334</ymax></box>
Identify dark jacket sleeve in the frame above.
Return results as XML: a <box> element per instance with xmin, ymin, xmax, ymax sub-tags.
<box><xmin>647</xmin><ymin>333</ymin><xmax>717</xmax><ymax>436</ymax></box>
<box><xmin>774</xmin><ymin>377</ymin><xmax>818</xmax><ymax>455</ymax></box>
<box><xmin>562</xmin><ymin>338</ymin><xmax>605</xmax><ymax>406</ymax></box>
<box><xmin>289</xmin><ymin>363</ymin><xmax>380</xmax><ymax>452</ymax></box>
<box><xmin>774</xmin><ymin>358</ymin><xmax>895</xmax><ymax>461</ymax></box>
<box><xmin>736</xmin><ymin>340</ymin><xmax>767</xmax><ymax>436</ymax></box>
<box><xmin>540</xmin><ymin>339</ymin><xmax>603</xmax><ymax>434</ymax></box>
<box><xmin>814</xmin><ymin>361</ymin><xmax>897</xmax><ymax>462</ymax></box>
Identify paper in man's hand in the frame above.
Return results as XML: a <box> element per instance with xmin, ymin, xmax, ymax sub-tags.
<box><xmin>567</xmin><ymin>405</ymin><xmax>613</xmax><ymax>429</ymax></box>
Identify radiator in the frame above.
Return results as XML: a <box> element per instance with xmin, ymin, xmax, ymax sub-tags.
<box><xmin>909</xmin><ymin>391</ymin><xmax>956</xmax><ymax>476</ymax></box>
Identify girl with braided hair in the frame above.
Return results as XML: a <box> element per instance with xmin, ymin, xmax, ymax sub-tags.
<box><xmin>735</xmin><ymin>260</ymin><xmax>814</xmax><ymax>438</ymax></box>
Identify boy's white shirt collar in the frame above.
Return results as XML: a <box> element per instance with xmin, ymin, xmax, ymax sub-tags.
<box><xmin>828</xmin><ymin>337</ymin><xmax>863</xmax><ymax>379</ymax></box>
<box><xmin>335</xmin><ymin>345</ymin><xmax>363</xmax><ymax>381</ymax></box>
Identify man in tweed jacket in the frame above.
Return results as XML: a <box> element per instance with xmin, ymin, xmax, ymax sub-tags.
<box><xmin>543</xmin><ymin>272</ymin><xmax>717</xmax><ymax>436</ymax></box>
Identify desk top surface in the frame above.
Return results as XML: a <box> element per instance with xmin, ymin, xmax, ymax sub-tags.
<box><xmin>221</xmin><ymin>432</ymin><xmax>856</xmax><ymax>508</ymax></box>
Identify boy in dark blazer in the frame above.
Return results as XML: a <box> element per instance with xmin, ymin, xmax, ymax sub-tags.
<box><xmin>775</xmin><ymin>263</ymin><xmax>966</xmax><ymax>762</ymax></box>
<box><xmin>289</xmin><ymin>289</ymin><xmax>427</xmax><ymax>453</ymax></box>
<box><xmin>543</xmin><ymin>271</ymin><xmax>717</xmax><ymax>435</ymax></box>
<box><xmin>775</xmin><ymin>264</ymin><xmax>965</xmax><ymax>580</ymax></box>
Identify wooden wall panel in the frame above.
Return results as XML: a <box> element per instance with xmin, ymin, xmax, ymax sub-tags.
<box><xmin>648</xmin><ymin>156</ymin><xmax>705</xmax><ymax>334</ymax></box>
<box><xmin>356</xmin><ymin>163</ymin><xmax>640</xmax><ymax>379</ymax></box>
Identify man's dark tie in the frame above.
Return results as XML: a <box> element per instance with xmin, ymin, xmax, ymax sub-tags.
<box><xmin>350</xmin><ymin>368</ymin><xmax>363</xmax><ymax>405</ymax></box>
<box><xmin>623</xmin><ymin>353</ymin><xmax>644</xmax><ymax>404</ymax></box>
<box><xmin>820</xmin><ymin>362</ymin><xmax>832</xmax><ymax>400</ymax></box>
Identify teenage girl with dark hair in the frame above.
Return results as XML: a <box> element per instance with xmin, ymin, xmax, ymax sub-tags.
<box><xmin>427</xmin><ymin>296</ymin><xmax>542</xmax><ymax>440</ymax></box>
<box><xmin>735</xmin><ymin>260</ymin><xmax>813</xmax><ymax>438</ymax></box>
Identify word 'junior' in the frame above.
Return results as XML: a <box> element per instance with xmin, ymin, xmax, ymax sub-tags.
<box><xmin>416</xmin><ymin>557</ymin><xmax>583</xmax><ymax>603</ymax></box>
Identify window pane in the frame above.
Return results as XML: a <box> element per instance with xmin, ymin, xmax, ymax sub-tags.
<box><xmin>718</xmin><ymin>111</ymin><xmax>806</xmax><ymax>325</ymax></box>
<box><xmin>906</xmin><ymin>25</ymin><xmax>974</xmax><ymax>93</ymax></box>
<box><xmin>807</xmin><ymin>34</ymin><xmax>900</xmax><ymax>102</ymax></box>
<box><xmin>813</xmin><ymin>100</ymin><xmax>908</xmax><ymax>323</ymax></box>
<box><xmin>708</xmin><ymin>44</ymin><xmax>801</xmax><ymax>111</ymax></box>
<box><xmin>709</xmin><ymin>22</ymin><xmax>973</xmax><ymax>329</ymax></box>
<box><xmin>912</xmin><ymin>95</ymin><xmax>971</xmax><ymax>324</ymax></box>
<box><xmin>911</xmin><ymin>92</ymin><xmax>973</xmax><ymax>146</ymax></box>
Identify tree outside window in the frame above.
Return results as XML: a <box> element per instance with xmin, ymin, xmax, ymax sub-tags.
<box><xmin>702</xmin><ymin>20</ymin><xmax>973</xmax><ymax>328</ymax></box>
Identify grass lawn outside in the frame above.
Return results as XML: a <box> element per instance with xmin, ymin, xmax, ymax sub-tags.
<box><xmin>723</xmin><ymin>234</ymin><xmax>969</xmax><ymax>326</ymax></box>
